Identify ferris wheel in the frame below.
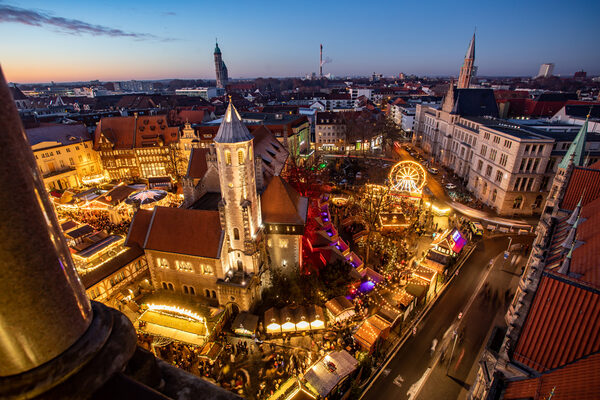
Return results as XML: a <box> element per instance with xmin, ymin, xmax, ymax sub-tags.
<box><xmin>389</xmin><ymin>161</ymin><xmax>427</xmax><ymax>194</ymax></box>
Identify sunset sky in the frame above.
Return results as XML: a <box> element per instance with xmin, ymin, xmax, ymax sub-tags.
<box><xmin>1</xmin><ymin>0</ymin><xmax>599</xmax><ymax>83</ymax></box>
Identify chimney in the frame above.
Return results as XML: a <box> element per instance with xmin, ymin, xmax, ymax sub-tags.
<box><xmin>320</xmin><ymin>44</ymin><xmax>323</xmax><ymax>78</ymax></box>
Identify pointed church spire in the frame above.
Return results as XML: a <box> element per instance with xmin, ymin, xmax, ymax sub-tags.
<box><xmin>566</xmin><ymin>195</ymin><xmax>583</xmax><ymax>225</ymax></box>
<box><xmin>466</xmin><ymin>31</ymin><xmax>475</xmax><ymax>60</ymax></box>
<box><xmin>558</xmin><ymin>116</ymin><xmax>589</xmax><ymax>170</ymax></box>
<box><xmin>558</xmin><ymin>244</ymin><xmax>574</xmax><ymax>275</ymax></box>
<box><xmin>457</xmin><ymin>32</ymin><xmax>476</xmax><ymax>89</ymax></box>
<box><xmin>561</xmin><ymin>216</ymin><xmax>580</xmax><ymax>250</ymax></box>
<box><xmin>214</xmin><ymin>100</ymin><xmax>253</xmax><ymax>143</ymax></box>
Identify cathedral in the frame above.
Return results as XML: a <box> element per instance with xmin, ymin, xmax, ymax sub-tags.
<box><xmin>126</xmin><ymin>102</ymin><xmax>308</xmax><ymax>311</ymax></box>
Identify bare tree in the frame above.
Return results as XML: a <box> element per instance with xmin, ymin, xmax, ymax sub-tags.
<box><xmin>166</xmin><ymin>144</ymin><xmax>187</xmax><ymax>182</ymax></box>
<box><xmin>358</xmin><ymin>182</ymin><xmax>391</xmax><ymax>265</ymax></box>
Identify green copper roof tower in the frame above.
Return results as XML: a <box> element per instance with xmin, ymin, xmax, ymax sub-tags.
<box><xmin>558</xmin><ymin>117</ymin><xmax>589</xmax><ymax>170</ymax></box>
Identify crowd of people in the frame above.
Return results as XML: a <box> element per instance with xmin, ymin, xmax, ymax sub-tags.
<box><xmin>57</xmin><ymin>207</ymin><xmax>131</xmax><ymax>235</ymax></box>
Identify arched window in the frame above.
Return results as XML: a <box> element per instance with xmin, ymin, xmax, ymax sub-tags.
<box><xmin>212</xmin><ymin>290</ymin><xmax>217</xmax><ymax>299</ymax></box>
<box><xmin>249</xmin><ymin>146</ymin><xmax>253</xmax><ymax>161</ymax></box>
<box><xmin>167</xmin><ymin>283</ymin><xmax>174</xmax><ymax>291</ymax></box>
<box><xmin>482</xmin><ymin>182</ymin><xmax>488</xmax><ymax>195</ymax></box>
<box><xmin>513</xmin><ymin>195</ymin><xmax>523</xmax><ymax>209</ymax></box>
<box><xmin>533</xmin><ymin>195</ymin><xmax>543</xmax><ymax>208</ymax></box>
<box><xmin>205</xmin><ymin>289</ymin><xmax>210</xmax><ymax>297</ymax></box>
<box><xmin>225</xmin><ymin>150</ymin><xmax>232</xmax><ymax>165</ymax></box>
<box><xmin>238</xmin><ymin>149</ymin><xmax>245</xmax><ymax>164</ymax></box>
<box><xmin>233</xmin><ymin>228</ymin><xmax>240</xmax><ymax>240</ymax></box>
<box><xmin>237</xmin><ymin>260</ymin><xmax>244</xmax><ymax>272</ymax></box>
<box><xmin>189</xmin><ymin>287</ymin><xmax>195</xmax><ymax>295</ymax></box>
<box><xmin>183</xmin><ymin>285</ymin><xmax>189</xmax><ymax>294</ymax></box>
<box><xmin>162</xmin><ymin>282</ymin><xmax>168</xmax><ymax>290</ymax></box>
<box><xmin>492</xmin><ymin>188</ymin><xmax>497</xmax><ymax>203</ymax></box>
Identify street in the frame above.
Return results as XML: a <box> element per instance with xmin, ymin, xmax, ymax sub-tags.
<box><xmin>362</xmin><ymin>234</ymin><xmax>532</xmax><ymax>400</ymax></box>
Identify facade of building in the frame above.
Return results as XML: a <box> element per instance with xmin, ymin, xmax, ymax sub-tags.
<box><xmin>175</xmin><ymin>87</ymin><xmax>225</xmax><ymax>100</ymax></box>
<box><xmin>315</xmin><ymin>111</ymin><xmax>346</xmax><ymax>151</ymax></box>
<box><xmin>94</xmin><ymin>114</ymin><xmax>180</xmax><ymax>180</ymax></box>
<box><xmin>471</xmin><ymin>120</ymin><xmax>600</xmax><ymax>399</ymax></box>
<box><xmin>127</xmin><ymin>103</ymin><xmax>307</xmax><ymax>312</ymax></box>
<box><xmin>27</xmin><ymin>123</ymin><xmax>103</xmax><ymax>190</ymax></box>
<box><xmin>536</xmin><ymin>62</ymin><xmax>554</xmax><ymax>78</ymax></box>
<box><xmin>214</xmin><ymin>42</ymin><xmax>229</xmax><ymax>89</ymax></box>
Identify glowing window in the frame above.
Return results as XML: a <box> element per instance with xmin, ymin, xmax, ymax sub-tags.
<box><xmin>225</xmin><ymin>151</ymin><xmax>232</xmax><ymax>165</ymax></box>
<box><xmin>238</xmin><ymin>149</ymin><xmax>245</xmax><ymax>164</ymax></box>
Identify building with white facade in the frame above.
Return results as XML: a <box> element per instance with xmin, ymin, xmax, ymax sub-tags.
<box><xmin>175</xmin><ymin>87</ymin><xmax>225</xmax><ymax>101</ymax></box>
<box><xmin>535</xmin><ymin>63</ymin><xmax>554</xmax><ymax>78</ymax></box>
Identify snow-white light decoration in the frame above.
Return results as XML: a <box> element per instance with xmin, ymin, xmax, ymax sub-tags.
<box><xmin>389</xmin><ymin>161</ymin><xmax>426</xmax><ymax>194</ymax></box>
<box><xmin>126</xmin><ymin>189</ymin><xmax>167</xmax><ymax>205</ymax></box>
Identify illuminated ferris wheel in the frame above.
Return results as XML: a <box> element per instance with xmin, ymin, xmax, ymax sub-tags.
<box><xmin>389</xmin><ymin>161</ymin><xmax>427</xmax><ymax>194</ymax></box>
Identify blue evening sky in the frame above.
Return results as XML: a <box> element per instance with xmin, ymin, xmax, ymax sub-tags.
<box><xmin>1</xmin><ymin>0</ymin><xmax>598</xmax><ymax>83</ymax></box>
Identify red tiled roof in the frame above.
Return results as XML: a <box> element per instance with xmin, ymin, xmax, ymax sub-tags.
<box><xmin>94</xmin><ymin>115</ymin><xmax>179</xmax><ymax>150</ymax></box>
<box><xmin>504</xmin><ymin>352</ymin><xmax>600</xmax><ymax>400</ymax></box>
<box><xmin>170</xmin><ymin>109</ymin><xmax>206</xmax><ymax>125</ymax></box>
<box><xmin>513</xmin><ymin>275</ymin><xmax>600</xmax><ymax>372</ymax></box>
<box><xmin>560</xmin><ymin>165</ymin><xmax>600</xmax><ymax>211</ymax></box>
<box><xmin>261</xmin><ymin>176</ymin><xmax>308</xmax><ymax>225</ymax></box>
<box><xmin>141</xmin><ymin>207</ymin><xmax>223</xmax><ymax>258</ymax></box>
<box><xmin>186</xmin><ymin>148</ymin><xmax>209</xmax><ymax>179</ymax></box>
<box><xmin>125</xmin><ymin>209</ymin><xmax>153</xmax><ymax>248</ymax></box>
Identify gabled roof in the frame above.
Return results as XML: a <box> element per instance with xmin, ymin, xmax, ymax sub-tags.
<box><xmin>9</xmin><ymin>86</ymin><xmax>28</xmax><ymax>100</ymax></box>
<box><xmin>512</xmin><ymin>275</ymin><xmax>600</xmax><ymax>373</ymax></box>
<box><xmin>261</xmin><ymin>176</ymin><xmax>308</xmax><ymax>225</ymax></box>
<box><xmin>125</xmin><ymin>209</ymin><xmax>153</xmax><ymax>248</ymax></box>
<box><xmin>94</xmin><ymin>185</ymin><xmax>137</xmax><ymax>206</ymax></box>
<box><xmin>186</xmin><ymin>148</ymin><xmax>210</xmax><ymax>179</ymax></box>
<box><xmin>94</xmin><ymin>115</ymin><xmax>179</xmax><ymax>150</ymax></box>
<box><xmin>503</xmin><ymin>352</ymin><xmax>600</xmax><ymax>400</ymax></box>
<box><xmin>451</xmin><ymin>88</ymin><xmax>499</xmax><ymax>117</ymax></box>
<box><xmin>558</xmin><ymin>118</ymin><xmax>589</xmax><ymax>170</ymax></box>
<box><xmin>213</xmin><ymin>102</ymin><xmax>253</xmax><ymax>143</ymax></box>
<box><xmin>141</xmin><ymin>207</ymin><xmax>223</xmax><ymax>259</ymax></box>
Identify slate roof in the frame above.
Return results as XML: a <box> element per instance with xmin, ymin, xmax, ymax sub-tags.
<box><xmin>512</xmin><ymin>274</ymin><xmax>600</xmax><ymax>373</ymax></box>
<box><xmin>26</xmin><ymin>123</ymin><xmax>91</xmax><ymax>147</ymax></box>
<box><xmin>9</xmin><ymin>86</ymin><xmax>28</xmax><ymax>100</ymax></box>
<box><xmin>261</xmin><ymin>176</ymin><xmax>308</xmax><ymax>225</ymax></box>
<box><xmin>563</xmin><ymin>104</ymin><xmax>600</xmax><ymax>119</ymax></box>
<box><xmin>128</xmin><ymin>206</ymin><xmax>224</xmax><ymax>259</ymax></box>
<box><xmin>450</xmin><ymin>88</ymin><xmax>499</xmax><ymax>117</ymax></box>
<box><xmin>213</xmin><ymin>102</ymin><xmax>254</xmax><ymax>143</ymax></box>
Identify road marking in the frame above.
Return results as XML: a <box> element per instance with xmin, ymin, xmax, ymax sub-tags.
<box><xmin>407</xmin><ymin>368</ymin><xmax>431</xmax><ymax>400</ymax></box>
<box><xmin>393</xmin><ymin>374</ymin><xmax>404</xmax><ymax>387</ymax></box>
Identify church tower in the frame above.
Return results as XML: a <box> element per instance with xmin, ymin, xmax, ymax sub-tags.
<box><xmin>214</xmin><ymin>101</ymin><xmax>261</xmax><ymax>275</ymax></box>
<box><xmin>457</xmin><ymin>33</ymin><xmax>475</xmax><ymax>89</ymax></box>
<box><xmin>214</xmin><ymin>41</ymin><xmax>229</xmax><ymax>89</ymax></box>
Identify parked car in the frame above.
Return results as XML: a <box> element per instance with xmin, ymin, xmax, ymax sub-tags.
<box><xmin>428</xmin><ymin>167</ymin><xmax>439</xmax><ymax>175</ymax></box>
<box><xmin>445</xmin><ymin>183</ymin><xmax>457</xmax><ymax>190</ymax></box>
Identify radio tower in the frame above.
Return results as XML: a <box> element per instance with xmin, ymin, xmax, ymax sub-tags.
<box><xmin>320</xmin><ymin>44</ymin><xmax>323</xmax><ymax>77</ymax></box>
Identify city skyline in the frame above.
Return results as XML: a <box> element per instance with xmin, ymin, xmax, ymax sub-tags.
<box><xmin>1</xmin><ymin>0</ymin><xmax>599</xmax><ymax>83</ymax></box>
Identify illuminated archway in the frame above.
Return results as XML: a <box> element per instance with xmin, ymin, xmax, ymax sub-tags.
<box><xmin>389</xmin><ymin>161</ymin><xmax>427</xmax><ymax>194</ymax></box>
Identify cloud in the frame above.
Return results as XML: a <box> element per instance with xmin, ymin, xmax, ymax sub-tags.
<box><xmin>0</xmin><ymin>4</ymin><xmax>175</xmax><ymax>41</ymax></box>
<box><xmin>162</xmin><ymin>11</ymin><xmax>176</xmax><ymax>16</ymax></box>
